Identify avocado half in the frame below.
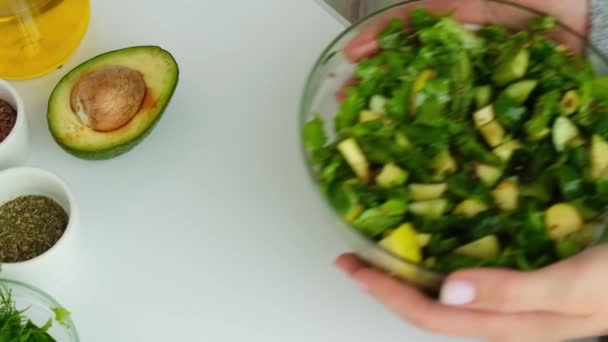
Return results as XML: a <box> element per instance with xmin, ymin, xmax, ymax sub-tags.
<box><xmin>48</xmin><ymin>46</ymin><xmax>179</xmax><ymax>160</ymax></box>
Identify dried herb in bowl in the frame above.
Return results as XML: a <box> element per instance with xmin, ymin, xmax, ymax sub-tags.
<box><xmin>0</xmin><ymin>99</ymin><xmax>17</xmax><ymax>142</ymax></box>
<box><xmin>0</xmin><ymin>196</ymin><xmax>69</xmax><ymax>263</ymax></box>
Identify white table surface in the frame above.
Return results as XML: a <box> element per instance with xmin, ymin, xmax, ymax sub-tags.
<box><xmin>7</xmin><ymin>1</ymin><xmax>593</xmax><ymax>341</ymax></box>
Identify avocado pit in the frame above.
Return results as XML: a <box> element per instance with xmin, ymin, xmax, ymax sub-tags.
<box><xmin>70</xmin><ymin>65</ymin><xmax>146</xmax><ymax>132</ymax></box>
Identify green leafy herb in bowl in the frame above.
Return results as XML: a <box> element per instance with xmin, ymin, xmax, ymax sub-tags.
<box><xmin>0</xmin><ymin>279</ymin><xmax>78</xmax><ymax>341</ymax></box>
<box><xmin>302</xmin><ymin>7</ymin><xmax>608</xmax><ymax>285</ymax></box>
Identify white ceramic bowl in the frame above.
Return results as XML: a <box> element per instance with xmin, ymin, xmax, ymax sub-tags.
<box><xmin>0</xmin><ymin>79</ymin><xmax>29</xmax><ymax>169</ymax></box>
<box><xmin>0</xmin><ymin>167</ymin><xmax>79</xmax><ymax>284</ymax></box>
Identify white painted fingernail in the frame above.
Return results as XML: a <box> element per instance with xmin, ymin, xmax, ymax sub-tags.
<box><xmin>440</xmin><ymin>281</ymin><xmax>476</xmax><ymax>306</ymax></box>
<box><xmin>353</xmin><ymin>276</ymin><xmax>369</xmax><ymax>291</ymax></box>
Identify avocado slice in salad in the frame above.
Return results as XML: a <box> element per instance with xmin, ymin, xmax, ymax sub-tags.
<box><xmin>376</xmin><ymin>163</ymin><xmax>409</xmax><ymax>188</ymax></box>
<box><xmin>493</xmin><ymin>48</ymin><xmax>530</xmax><ymax>86</ymax></box>
<box><xmin>379</xmin><ymin>223</ymin><xmax>422</xmax><ymax>263</ymax></box>
<box><xmin>48</xmin><ymin>46</ymin><xmax>179</xmax><ymax>160</ymax></box>
<box><xmin>455</xmin><ymin>235</ymin><xmax>501</xmax><ymax>259</ymax></box>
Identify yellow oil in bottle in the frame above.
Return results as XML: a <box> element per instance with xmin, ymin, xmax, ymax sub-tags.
<box><xmin>0</xmin><ymin>0</ymin><xmax>90</xmax><ymax>80</ymax></box>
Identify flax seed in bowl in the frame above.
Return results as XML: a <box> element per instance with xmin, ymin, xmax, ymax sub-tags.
<box><xmin>0</xmin><ymin>79</ymin><xmax>29</xmax><ymax>169</ymax></box>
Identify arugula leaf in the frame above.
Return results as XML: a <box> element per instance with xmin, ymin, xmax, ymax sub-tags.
<box><xmin>530</xmin><ymin>16</ymin><xmax>557</xmax><ymax>32</ymax></box>
<box><xmin>0</xmin><ymin>285</ymin><xmax>59</xmax><ymax>341</ymax></box>
<box><xmin>494</xmin><ymin>93</ymin><xmax>528</xmax><ymax>133</ymax></box>
<box><xmin>409</xmin><ymin>8</ymin><xmax>438</xmax><ymax>31</ymax></box>
<box><xmin>419</xmin><ymin>17</ymin><xmax>484</xmax><ymax>56</ymax></box>
<box><xmin>413</xmin><ymin>78</ymin><xmax>451</xmax><ymax>125</ymax></box>
<box><xmin>453</xmin><ymin>132</ymin><xmax>501</xmax><ymax>165</ymax></box>
<box><xmin>335</xmin><ymin>87</ymin><xmax>366</xmax><ymax>132</ymax></box>
<box><xmin>525</xmin><ymin>91</ymin><xmax>560</xmax><ymax>140</ymax></box>
<box><xmin>386</xmin><ymin>80</ymin><xmax>412</xmax><ymax>120</ymax></box>
<box><xmin>51</xmin><ymin>308</ymin><xmax>71</xmax><ymax>328</ymax></box>
<box><xmin>379</xmin><ymin>19</ymin><xmax>407</xmax><ymax>50</ymax></box>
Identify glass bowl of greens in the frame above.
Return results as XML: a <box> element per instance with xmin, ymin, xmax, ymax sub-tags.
<box><xmin>0</xmin><ymin>279</ymin><xmax>78</xmax><ymax>341</ymax></box>
<box><xmin>300</xmin><ymin>0</ymin><xmax>608</xmax><ymax>293</ymax></box>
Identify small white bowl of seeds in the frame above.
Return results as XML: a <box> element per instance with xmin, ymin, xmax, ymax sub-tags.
<box><xmin>0</xmin><ymin>79</ymin><xmax>29</xmax><ymax>169</ymax></box>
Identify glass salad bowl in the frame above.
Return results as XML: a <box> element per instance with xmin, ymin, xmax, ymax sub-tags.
<box><xmin>299</xmin><ymin>0</ymin><xmax>608</xmax><ymax>293</ymax></box>
<box><xmin>0</xmin><ymin>279</ymin><xmax>79</xmax><ymax>341</ymax></box>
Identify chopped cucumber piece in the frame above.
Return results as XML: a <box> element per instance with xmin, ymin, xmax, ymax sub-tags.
<box><xmin>553</xmin><ymin>116</ymin><xmax>580</xmax><ymax>152</ymax></box>
<box><xmin>504</xmin><ymin>79</ymin><xmax>538</xmax><ymax>104</ymax></box>
<box><xmin>379</xmin><ymin>223</ymin><xmax>422</xmax><ymax>263</ymax></box>
<box><xmin>359</xmin><ymin>110</ymin><xmax>383</xmax><ymax>122</ymax></box>
<box><xmin>475</xmin><ymin>85</ymin><xmax>493</xmax><ymax>109</ymax></box>
<box><xmin>369</xmin><ymin>95</ymin><xmax>388</xmax><ymax>114</ymax></box>
<box><xmin>479</xmin><ymin>120</ymin><xmax>507</xmax><ymax>148</ymax></box>
<box><xmin>475</xmin><ymin>163</ymin><xmax>503</xmax><ymax>187</ymax></box>
<box><xmin>376</xmin><ymin>163</ymin><xmax>409</xmax><ymax>188</ymax></box>
<box><xmin>337</xmin><ymin>138</ymin><xmax>370</xmax><ymax>183</ymax></box>
<box><xmin>455</xmin><ymin>235</ymin><xmax>501</xmax><ymax>259</ymax></box>
<box><xmin>409</xmin><ymin>199</ymin><xmax>449</xmax><ymax>219</ymax></box>
<box><xmin>409</xmin><ymin>183</ymin><xmax>448</xmax><ymax>201</ymax></box>
<box><xmin>493</xmin><ymin>140</ymin><xmax>521</xmax><ymax>162</ymax></box>
<box><xmin>493</xmin><ymin>48</ymin><xmax>530</xmax><ymax>86</ymax></box>
<box><xmin>492</xmin><ymin>179</ymin><xmax>519</xmax><ymax>211</ymax></box>
<box><xmin>545</xmin><ymin>203</ymin><xmax>583</xmax><ymax>240</ymax></box>
<box><xmin>453</xmin><ymin>199</ymin><xmax>489</xmax><ymax>217</ymax></box>
<box><xmin>590</xmin><ymin>135</ymin><xmax>608</xmax><ymax>179</ymax></box>
<box><xmin>473</xmin><ymin>105</ymin><xmax>495</xmax><ymax>128</ymax></box>
<box><xmin>432</xmin><ymin>150</ymin><xmax>458</xmax><ymax>177</ymax></box>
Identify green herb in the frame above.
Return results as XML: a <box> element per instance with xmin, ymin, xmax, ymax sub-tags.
<box><xmin>0</xmin><ymin>196</ymin><xmax>69</xmax><ymax>263</ymax></box>
<box><xmin>0</xmin><ymin>285</ymin><xmax>70</xmax><ymax>341</ymax></box>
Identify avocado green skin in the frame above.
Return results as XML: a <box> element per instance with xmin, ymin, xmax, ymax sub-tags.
<box><xmin>47</xmin><ymin>46</ymin><xmax>179</xmax><ymax>160</ymax></box>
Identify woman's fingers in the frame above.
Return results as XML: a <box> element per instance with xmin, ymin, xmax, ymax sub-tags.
<box><xmin>335</xmin><ymin>253</ymin><xmax>601</xmax><ymax>341</ymax></box>
<box><xmin>348</xmin><ymin>264</ymin><xmax>501</xmax><ymax>338</ymax></box>
<box><xmin>343</xmin><ymin>0</ymin><xmax>589</xmax><ymax>63</ymax></box>
<box><xmin>343</xmin><ymin>0</ymin><xmax>486</xmax><ymax>62</ymax></box>
<box><xmin>441</xmin><ymin>246</ymin><xmax>608</xmax><ymax>315</ymax></box>
<box><xmin>334</xmin><ymin>253</ymin><xmax>366</xmax><ymax>274</ymax></box>
<box><xmin>440</xmin><ymin>267</ymin><xmax>577</xmax><ymax>314</ymax></box>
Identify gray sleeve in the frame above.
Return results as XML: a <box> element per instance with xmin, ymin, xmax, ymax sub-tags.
<box><xmin>591</xmin><ymin>0</ymin><xmax>608</xmax><ymax>57</ymax></box>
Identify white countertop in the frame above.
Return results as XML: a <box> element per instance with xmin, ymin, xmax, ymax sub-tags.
<box><xmin>9</xmin><ymin>0</ymin><xmax>493</xmax><ymax>341</ymax></box>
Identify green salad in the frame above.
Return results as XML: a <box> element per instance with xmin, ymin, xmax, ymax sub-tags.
<box><xmin>303</xmin><ymin>9</ymin><xmax>608</xmax><ymax>273</ymax></box>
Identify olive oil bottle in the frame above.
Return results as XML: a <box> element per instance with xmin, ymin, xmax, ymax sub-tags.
<box><xmin>0</xmin><ymin>0</ymin><xmax>90</xmax><ymax>80</ymax></box>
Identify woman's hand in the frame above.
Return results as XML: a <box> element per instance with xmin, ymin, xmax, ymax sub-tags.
<box><xmin>343</xmin><ymin>0</ymin><xmax>588</xmax><ymax>62</ymax></box>
<box><xmin>335</xmin><ymin>246</ymin><xmax>608</xmax><ymax>342</ymax></box>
